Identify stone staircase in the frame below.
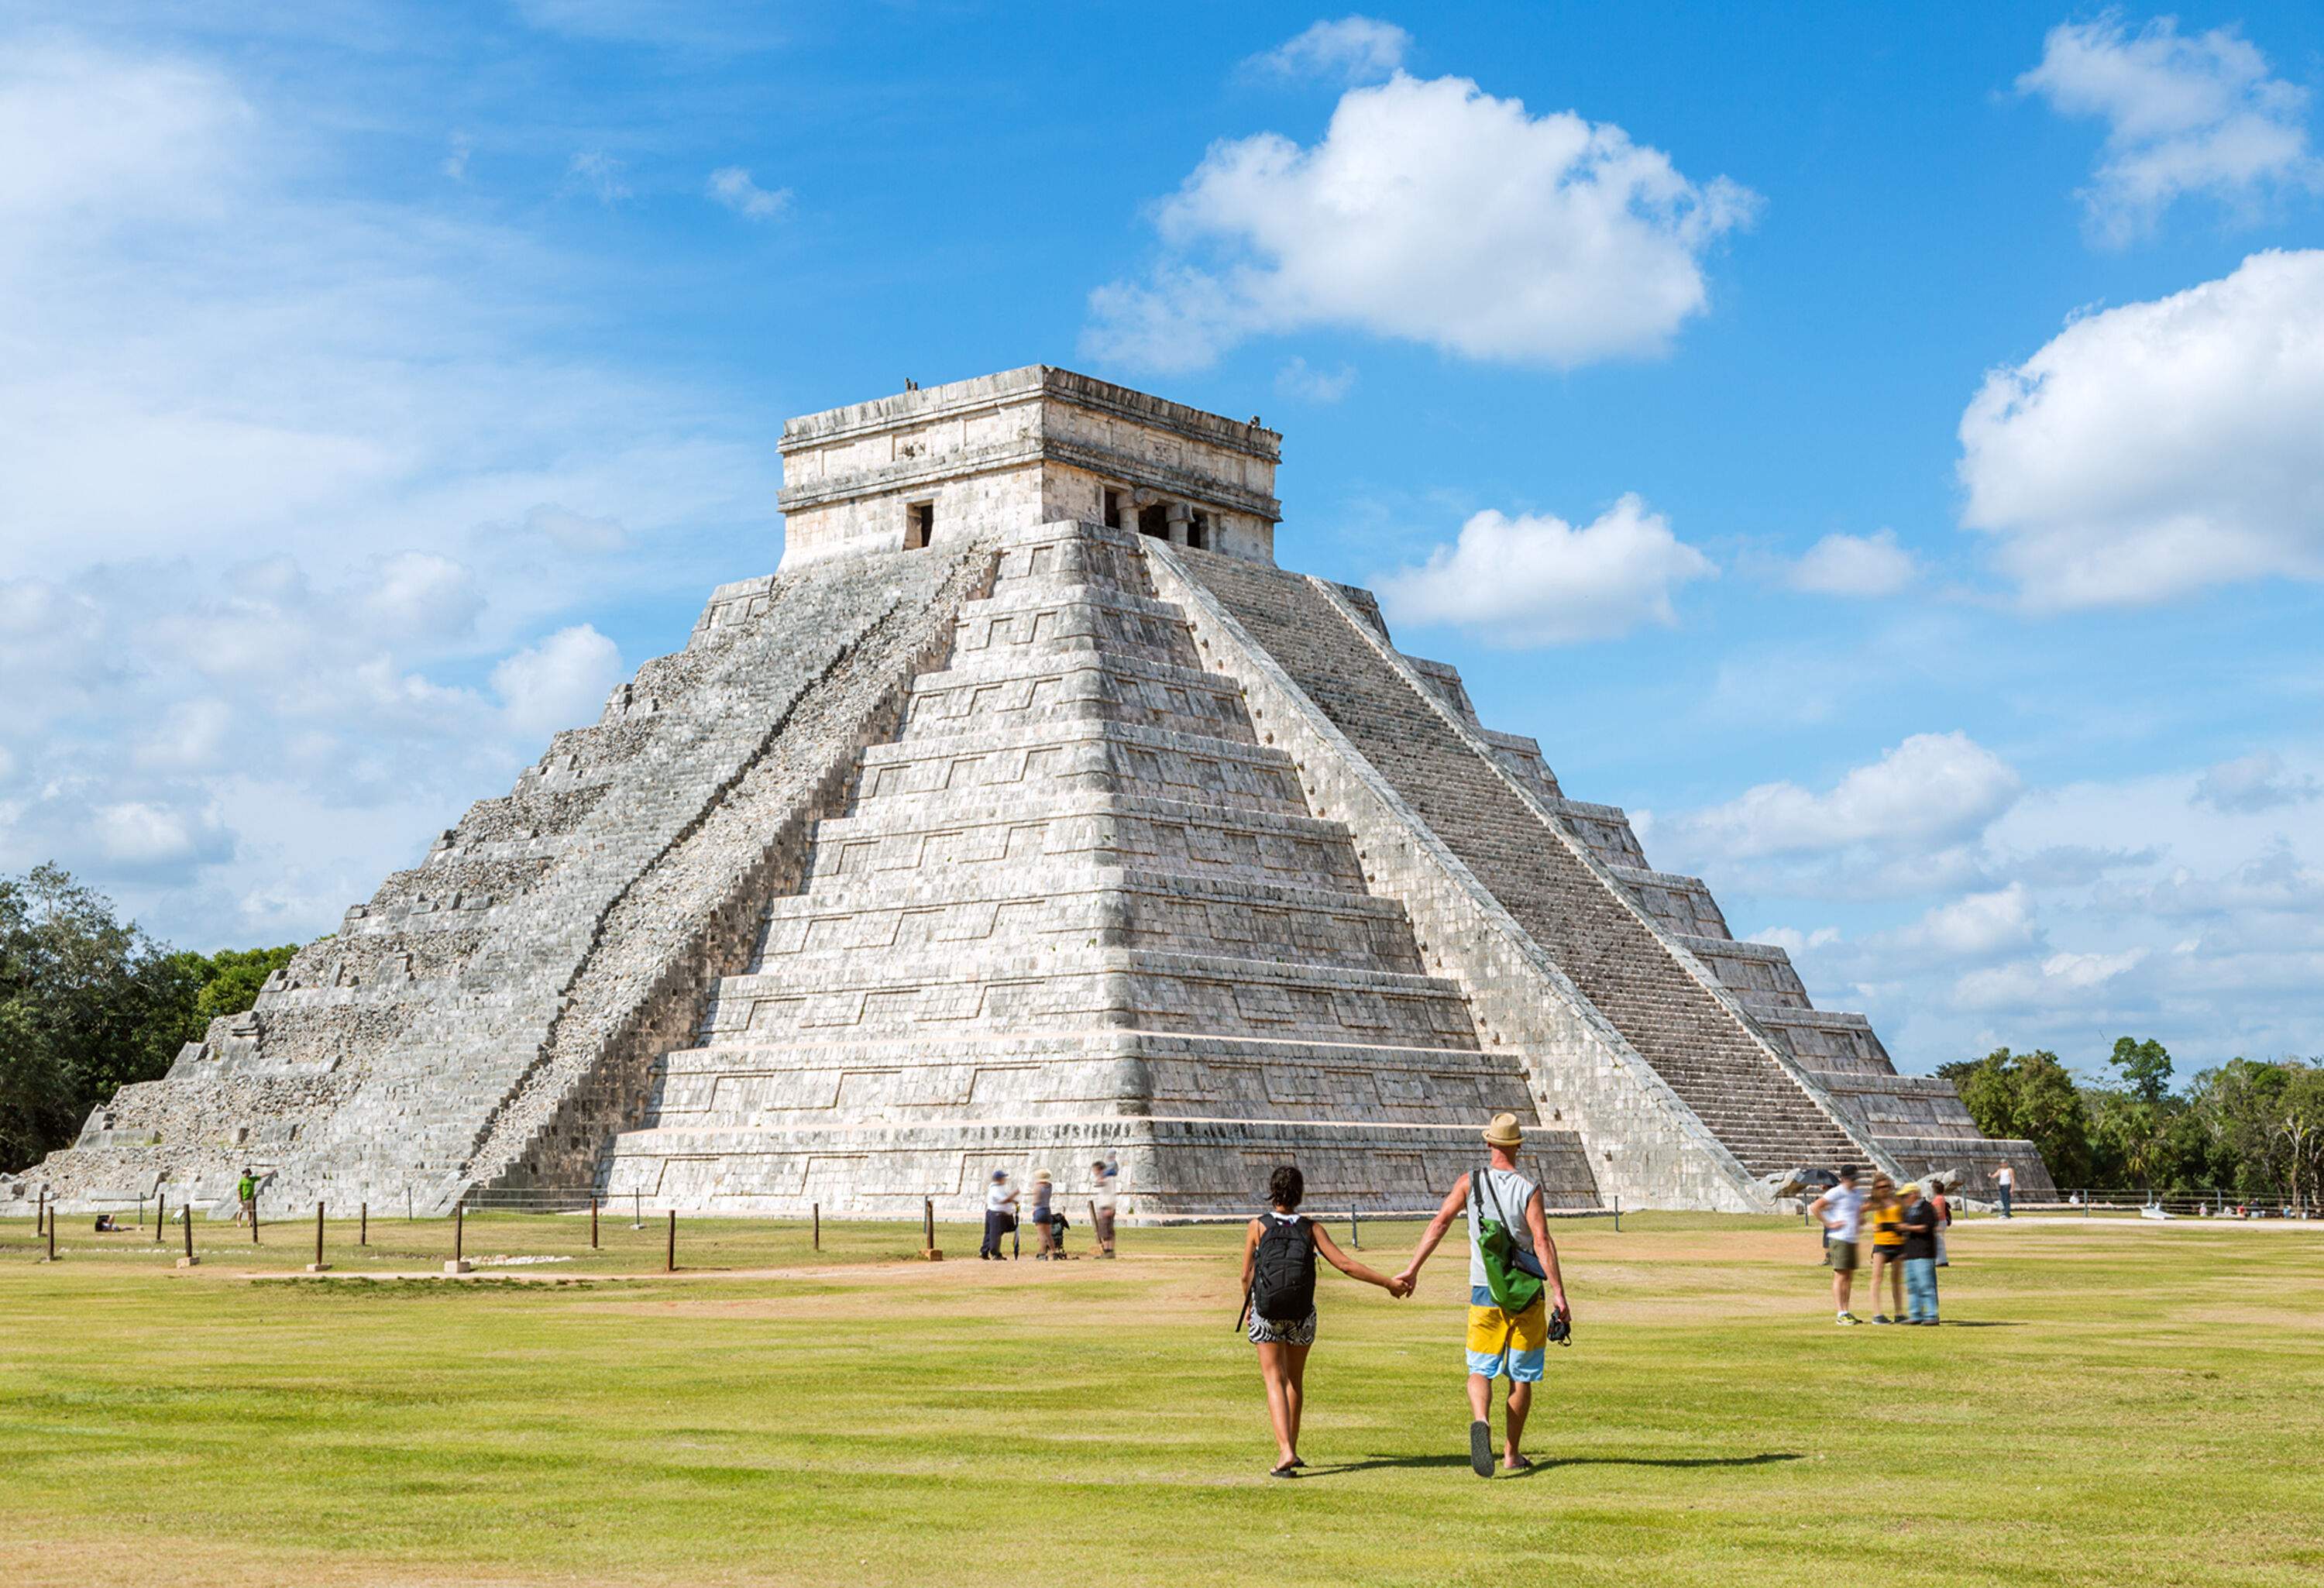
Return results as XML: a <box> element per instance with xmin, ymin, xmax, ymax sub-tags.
<box><xmin>597</xmin><ymin>520</ymin><xmax>1597</xmax><ymax>1218</ymax></box>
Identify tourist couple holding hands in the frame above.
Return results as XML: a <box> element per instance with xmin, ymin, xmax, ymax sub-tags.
<box><xmin>1238</xmin><ymin>1113</ymin><xmax>1573</xmax><ymax>1480</ymax></box>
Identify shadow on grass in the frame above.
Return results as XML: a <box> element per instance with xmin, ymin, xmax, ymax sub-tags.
<box><xmin>1308</xmin><ymin>1451</ymin><xmax>1805</xmax><ymax>1477</ymax></box>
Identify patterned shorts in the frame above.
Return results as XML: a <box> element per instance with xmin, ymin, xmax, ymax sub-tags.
<box><xmin>1466</xmin><ymin>1288</ymin><xmax>1547</xmax><ymax>1382</ymax></box>
<box><xmin>1249</xmin><ymin>1310</ymin><xmax>1318</xmax><ymax>1346</ymax></box>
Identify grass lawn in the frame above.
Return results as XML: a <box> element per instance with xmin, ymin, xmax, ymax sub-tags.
<box><xmin>1</xmin><ymin>1208</ymin><xmax>2318</xmax><ymax>1587</ymax></box>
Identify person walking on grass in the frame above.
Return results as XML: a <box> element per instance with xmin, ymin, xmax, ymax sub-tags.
<box><xmin>1240</xmin><ymin>1164</ymin><xmax>1409</xmax><ymax>1479</ymax></box>
<box><xmin>233</xmin><ymin>1167</ymin><xmax>256</xmax><ymax>1225</ymax></box>
<box><xmin>1392</xmin><ymin>1113</ymin><xmax>1573</xmax><ymax>1478</ymax></box>
<box><xmin>1029</xmin><ymin>1170</ymin><xmax>1057</xmax><ymax>1259</ymax></box>
<box><xmin>1865</xmin><ymin>1174</ymin><xmax>1906</xmax><ymax>1323</ymax></box>
<box><xmin>978</xmin><ymin>1170</ymin><xmax>1016</xmax><ymax>1260</ymax></box>
<box><xmin>1812</xmin><ymin>1166</ymin><xmax>1865</xmax><ymax>1324</ymax></box>
<box><xmin>1091</xmin><ymin>1160</ymin><xmax>1118</xmax><ymax>1259</ymax></box>
<box><xmin>1900</xmin><ymin>1183</ymin><xmax>1941</xmax><ymax>1325</ymax></box>
<box><xmin>1929</xmin><ymin>1177</ymin><xmax>1953</xmax><ymax>1268</ymax></box>
<box><xmin>1994</xmin><ymin>1161</ymin><xmax>2016</xmax><ymax>1220</ymax></box>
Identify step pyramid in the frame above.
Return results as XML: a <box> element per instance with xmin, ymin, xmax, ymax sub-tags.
<box><xmin>8</xmin><ymin>366</ymin><xmax>2051</xmax><ymax>1219</ymax></box>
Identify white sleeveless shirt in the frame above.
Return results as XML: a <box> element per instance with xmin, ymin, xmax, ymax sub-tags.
<box><xmin>1466</xmin><ymin>1167</ymin><xmax>1540</xmax><ymax>1291</ymax></box>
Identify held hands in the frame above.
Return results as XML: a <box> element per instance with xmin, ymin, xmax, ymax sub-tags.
<box><xmin>1388</xmin><ymin>1267</ymin><xmax>1419</xmax><ymax>1298</ymax></box>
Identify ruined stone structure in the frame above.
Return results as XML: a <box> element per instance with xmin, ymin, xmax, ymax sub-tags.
<box><xmin>9</xmin><ymin>366</ymin><xmax>2051</xmax><ymax>1218</ymax></box>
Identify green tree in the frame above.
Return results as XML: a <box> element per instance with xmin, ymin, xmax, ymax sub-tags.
<box><xmin>0</xmin><ymin>864</ymin><xmax>302</xmax><ymax>1165</ymax></box>
<box><xmin>1939</xmin><ymin>1047</ymin><xmax>2095</xmax><ymax>1185</ymax></box>
<box><xmin>2109</xmin><ymin>1036</ymin><xmax>2174</xmax><ymax>1106</ymax></box>
<box><xmin>191</xmin><ymin>944</ymin><xmax>300</xmax><ymax>1029</ymax></box>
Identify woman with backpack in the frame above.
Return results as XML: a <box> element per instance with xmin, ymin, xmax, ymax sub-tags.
<box><xmin>1239</xmin><ymin>1164</ymin><xmax>1408</xmax><ymax>1478</ymax></box>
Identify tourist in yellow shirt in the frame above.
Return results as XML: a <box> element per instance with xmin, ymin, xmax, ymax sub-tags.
<box><xmin>1865</xmin><ymin>1174</ymin><xmax>1907</xmax><ymax>1324</ymax></box>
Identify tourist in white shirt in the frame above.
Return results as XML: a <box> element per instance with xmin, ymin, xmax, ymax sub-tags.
<box><xmin>1091</xmin><ymin>1159</ymin><xmax>1119</xmax><ymax>1259</ymax></box>
<box><xmin>1994</xmin><ymin>1161</ymin><xmax>2016</xmax><ymax>1220</ymax></box>
<box><xmin>979</xmin><ymin>1170</ymin><xmax>1017</xmax><ymax>1260</ymax></box>
<box><xmin>1812</xmin><ymin>1166</ymin><xmax>1867</xmax><ymax>1325</ymax></box>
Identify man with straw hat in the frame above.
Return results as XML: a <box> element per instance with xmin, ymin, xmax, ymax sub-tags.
<box><xmin>1394</xmin><ymin>1113</ymin><xmax>1573</xmax><ymax>1477</ymax></box>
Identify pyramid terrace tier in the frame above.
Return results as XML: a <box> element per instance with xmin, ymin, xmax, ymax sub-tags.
<box><xmin>899</xmin><ymin>648</ymin><xmax>1257</xmax><ymax>742</ymax></box>
<box><xmin>951</xmin><ymin>576</ymin><xmax>1205</xmax><ymax>672</ymax></box>
<box><xmin>755</xmin><ymin>867</ymin><xmax>1426</xmax><ymax>974</ymax></box>
<box><xmin>639</xmin><ymin>1030</ymin><xmax>1536</xmax><ymax>1131</ymax></box>
<box><xmin>849</xmin><ymin>720</ymin><xmax>1308</xmax><ymax>817</ymax></box>
<box><xmin>601</xmin><ymin>1115</ymin><xmax>1599</xmax><ymax>1219</ymax></box>
<box><xmin>803</xmin><ymin>790</ymin><xmax>1373</xmax><ymax>893</ymax></box>
<box><xmin>693</xmin><ymin>945</ymin><xmax>1483</xmax><ymax>1050</ymax></box>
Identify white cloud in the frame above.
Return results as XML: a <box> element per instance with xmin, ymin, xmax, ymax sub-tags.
<box><xmin>1666</xmin><ymin>732</ymin><xmax>2021</xmax><ymax>861</ymax></box>
<box><xmin>566</xmin><ymin>150</ymin><xmax>631</xmax><ymax>204</ymax></box>
<box><xmin>1377</xmin><ymin>493</ymin><xmax>1715</xmax><ymax>646</ymax></box>
<box><xmin>1909</xmin><ymin>882</ymin><xmax>2040</xmax><ymax>961</ymax></box>
<box><xmin>90</xmin><ymin>799</ymin><xmax>232</xmax><ymax>871</ymax></box>
<box><xmin>2019</xmin><ymin>13</ymin><xmax>2319</xmax><ymax>245</ymax></box>
<box><xmin>2193</xmin><ymin>751</ymin><xmax>2320</xmax><ymax>814</ymax></box>
<box><xmin>363</xmin><ymin>552</ymin><xmax>483</xmax><ymax>639</ymax></box>
<box><xmin>1243</xmin><ymin>17</ymin><xmax>1411</xmax><ymax>85</ymax></box>
<box><xmin>1788</xmin><ymin>528</ymin><xmax>1916</xmax><ymax>598</ymax></box>
<box><xmin>706</xmin><ymin>164</ymin><xmax>791</xmax><ymax>221</ymax></box>
<box><xmin>1274</xmin><ymin>356</ymin><xmax>1356</xmax><ymax>403</ymax></box>
<box><xmin>1083</xmin><ymin>71</ymin><xmax>1756</xmax><ymax>371</ymax></box>
<box><xmin>0</xmin><ymin>34</ymin><xmax>779</xmax><ymax>944</ymax></box>
<box><xmin>1954</xmin><ymin>947</ymin><xmax>2147</xmax><ymax>1012</ymax></box>
<box><xmin>1958</xmin><ymin>249</ymin><xmax>2324</xmax><ymax>609</ymax></box>
<box><xmin>1754</xmin><ymin>925</ymin><xmax>1839</xmax><ymax>955</ymax></box>
<box><xmin>492</xmin><ymin>624</ymin><xmax>623</xmax><ymax>740</ymax></box>
<box><xmin>442</xmin><ymin>131</ymin><xmax>471</xmax><ymax>180</ymax></box>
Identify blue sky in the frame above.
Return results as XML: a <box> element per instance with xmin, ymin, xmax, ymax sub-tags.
<box><xmin>2</xmin><ymin>2</ymin><xmax>2319</xmax><ymax>1081</ymax></box>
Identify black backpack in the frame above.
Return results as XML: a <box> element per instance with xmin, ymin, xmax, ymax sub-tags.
<box><xmin>1250</xmin><ymin>1215</ymin><xmax>1317</xmax><ymax>1322</ymax></box>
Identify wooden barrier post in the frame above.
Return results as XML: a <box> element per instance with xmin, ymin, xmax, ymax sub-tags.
<box><xmin>665</xmin><ymin>1208</ymin><xmax>676</xmax><ymax>1273</ymax></box>
<box><xmin>47</xmin><ymin>1208</ymin><xmax>57</xmax><ymax>1263</ymax></box>
<box><xmin>922</xmin><ymin>1196</ymin><xmax>940</xmax><ymax>1262</ymax></box>
<box><xmin>359</xmin><ymin>1201</ymin><xmax>367</xmax><ymax>1246</ymax></box>
<box><xmin>1350</xmin><ymin>1208</ymin><xmax>1360</xmax><ymax>1249</ymax></box>
<box><xmin>155</xmin><ymin>1193</ymin><xmax>165</xmax><ymax>1242</ymax></box>
<box><xmin>181</xmin><ymin>1204</ymin><xmax>197</xmax><ymax>1266</ymax></box>
<box><xmin>590</xmin><ymin>1195</ymin><xmax>599</xmax><ymax>1250</ymax></box>
<box><xmin>632</xmin><ymin>1189</ymin><xmax>642</xmax><ymax>1230</ymax></box>
<box><xmin>138</xmin><ymin>1194</ymin><xmax>146</xmax><ymax>1229</ymax></box>
<box><xmin>250</xmin><ymin>1189</ymin><xmax>260</xmax><ymax>1244</ymax></box>
<box><xmin>1614</xmin><ymin>1193</ymin><xmax>1621</xmax><ymax>1233</ymax></box>
<box><xmin>813</xmin><ymin>1202</ymin><xmax>820</xmax><ymax>1252</ymax></box>
<box><xmin>309</xmin><ymin>1200</ymin><xmax>328</xmax><ymax>1273</ymax></box>
<box><xmin>445</xmin><ymin>1204</ymin><xmax>469</xmax><ymax>1275</ymax></box>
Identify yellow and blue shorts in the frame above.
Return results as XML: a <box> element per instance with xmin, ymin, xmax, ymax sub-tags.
<box><xmin>1466</xmin><ymin>1287</ymin><xmax>1548</xmax><ymax>1382</ymax></box>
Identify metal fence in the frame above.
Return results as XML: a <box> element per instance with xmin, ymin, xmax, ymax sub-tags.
<box><xmin>2027</xmin><ymin>1188</ymin><xmax>2316</xmax><ymax>1219</ymax></box>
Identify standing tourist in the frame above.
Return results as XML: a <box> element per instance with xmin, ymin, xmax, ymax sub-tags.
<box><xmin>1994</xmin><ymin>1160</ymin><xmax>2016</xmax><ymax>1220</ymax></box>
<box><xmin>1900</xmin><ymin>1184</ymin><xmax>1941</xmax><ymax>1325</ymax></box>
<box><xmin>234</xmin><ymin>1167</ymin><xmax>257</xmax><ymax>1225</ymax></box>
<box><xmin>1029</xmin><ymin>1170</ymin><xmax>1056</xmax><ymax>1259</ymax></box>
<box><xmin>1391</xmin><ymin>1114</ymin><xmax>1573</xmax><ymax>1477</ymax></box>
<box><xmin>1239</xmin><ymin>1164</ymin><xmax>1408</xmax><ymax>1478</ymax></box>
<box><xmin>1865</xmin><ymin>1175</ymin><xmax>1906</xmax><ymax>1323</ymax></box>
<box><xmin>1928</xmin><ymin>1177</ymin><xmax>1953</xmax><ymax>1267</ymax></box>
<box><xmin>1811</xmin><ymin>1166</ymin><xmax>1865</xmax><ymax>1325</ymax></box>
<box><xmin>978</xmin><ymin>1170</ymin><xmax>1016</xmax><ymax>1260</ymax></box>
<box><xmin>1091</xmin><ymin>1159</ymin><xmax>1118</xmax><ymax>1259</ymax></box>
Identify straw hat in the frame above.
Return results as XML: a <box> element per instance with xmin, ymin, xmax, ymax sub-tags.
<box><xmin>1033</xmin><ymin>1169</ymin><xmax>1052</xmax><ymax>1184</ymax></box>
<box><xmin>1482</xmin><ymin>1112</ymin><xmax>1524</xmax><ymax>1148</ymax></box>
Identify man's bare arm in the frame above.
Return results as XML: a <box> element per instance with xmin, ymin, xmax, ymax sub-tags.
<box><xmin>1524</xmin><ymin>1188</ymin><xmax>1569</xmax><ymax>1315</ymax></box>
<box><xmin>1396</xmin><ymin>1178</ymin><xmax>1470</xmax><ymax>1287</ymax></box>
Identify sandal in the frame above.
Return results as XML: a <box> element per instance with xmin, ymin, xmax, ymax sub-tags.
<box><xmin>1504</xmin><ymin>1454</ymin><xmax>1534</xmax><ymax>1473</ymax></box>
<box><xmin>1470</xmin><ymin>1419</ymin><xmax>1494</xmax><ymax>1477</ymax></box>
<box><xmin>1269</xmin><ymin>1461</ymin><xmax>1298</xmax><ymax>1479</ymax></box>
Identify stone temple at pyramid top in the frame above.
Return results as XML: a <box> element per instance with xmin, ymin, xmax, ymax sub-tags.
<box><xmin>775</xmin><ymin>365</ymin><xmax>1284</xmax><ymax>569</ymax></box>
<box><xmin>9</xmin><ymin>364</ymin><xmax>2053</xmax><ymax>1222</ymax></box>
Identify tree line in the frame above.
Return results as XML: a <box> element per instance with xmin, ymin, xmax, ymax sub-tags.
<box><xmin>1941</xmin><ymin>1037</ymin><xmax>2324</xmax><ymax>1205</ymax></box>
<box><xmin>0</xmin><ymin>864</ymin><xmax>298</xmax><ymax>1164</ymax></box>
